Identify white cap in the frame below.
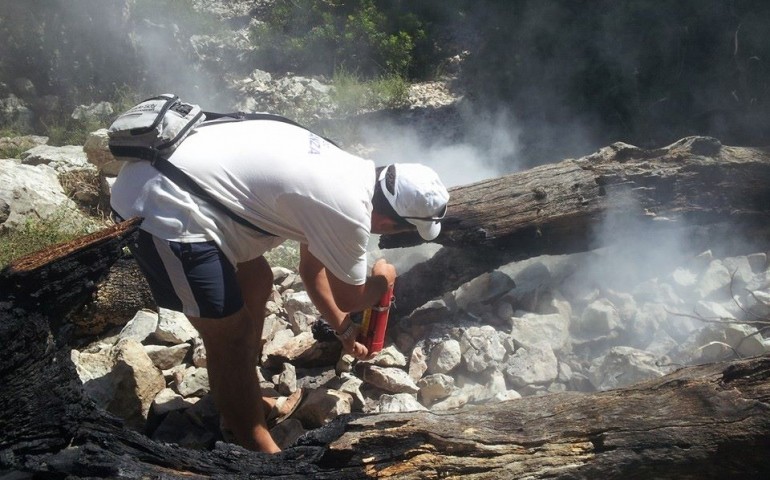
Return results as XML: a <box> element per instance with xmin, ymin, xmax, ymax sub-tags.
<box><xmin>379</xmin><ymin>164</ymin><xmax>449</xmax><ymax>241</ymax></box>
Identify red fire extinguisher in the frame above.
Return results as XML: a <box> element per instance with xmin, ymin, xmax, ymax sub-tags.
<box><xmin>356</xmin><ymin>284</ymin><xmax>395</xmax><ymax>354</ymax></box>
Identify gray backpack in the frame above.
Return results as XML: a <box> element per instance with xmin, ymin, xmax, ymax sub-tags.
<box><xmin>107</xmin><ymin>93</ymin><xmax>205</xmax><ymax>162</ymax></box>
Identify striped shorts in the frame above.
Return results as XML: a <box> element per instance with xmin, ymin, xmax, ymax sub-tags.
<box><xmin>128</xmin><ymin>228</ymin><xmax>244</xmax><ymax>319</ymax></box>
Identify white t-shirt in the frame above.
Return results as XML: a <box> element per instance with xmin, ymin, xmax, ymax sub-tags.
<box><xmin>110</xmin><ymin>120</ymin><xmax>376</xmax><ymax>285</ymax></box>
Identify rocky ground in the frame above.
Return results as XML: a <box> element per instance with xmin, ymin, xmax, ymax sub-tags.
<box><xmin>1</xmin><ymin>0</ymin><xmax>768</xmax><ymax>454</ymax></box>
<box><xmin>66</xmin><ymin>225</ymin><xmax>770</xmax><ymax>450</ymax></box>
<box><xmin>3</xmin><ymin>129</ymin><xmax>768</xmax><ymax>452</ymax></box>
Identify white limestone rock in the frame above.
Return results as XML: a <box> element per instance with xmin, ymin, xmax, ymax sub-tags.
<box><xmin>144</xmin><ymin>343</ymin><xmax>191</xmax><ymax>370</ymax></box>
<box><xmin>588</xmin><ymin>346</ymin><xmax>668</xmax><ymax>390</ymax></box>
<box><xmin>155</xmin><ymin>308</ymin><xmax>198</xmax><ymax>344</ymax></box>
<box><xmin>695</xmin><ymin>260</ymin><xmax>732</xmax><ymax>300</ymax></box>
<box><xmin>427</xmin><ymin>338</ymin><xmax>462</xmax><ymax>374</ymax></box>
<box><xmin>0</xmin><ymin>159</ymin><xmax>87</xmax><ymax>231</ymax></box>
<box><xmin>378</xmin><ymin>393</ymin><xmax>428</xmax><ymax>413</ymax></box>
<box><xmin>407</xmin><ymin>343</ymin><xmax>429</xmax><ymax>382</ymax></box>
<box><xmin>20</xmin><ymin>144</ymin><xmax>93</xmax><ymax>174</ymax></box>
<box><xmin>573</xmin><ymin>298</ymin><xmax>620</xmax><ymax>337</ymax></box>
<box><xmin>459</xmin><ymin>325</ymin><xmax>508</xmax><ymax>373</ymax></box>
<box><xmin>176</xmin><ymin>367</ymin><xmax>210</xmax><ymax>397</ymax></box>
<box><xmin>293</xmin><ymin>388</ymin><xmax>352</xmax><ymax>428</ymax></box>
<box><xmin>417</xmin><ymin>373</ymin><xmax>455</xmax><ymax>405</ymax></box>
<box><xmin>118</xmin><ymin>309</ymin><xmax>159</xmax><ymax>343</ymax></box>
<box><xmin>371</xmin><ymin>345</ymin><xmax>407</xmax><ymax>368</ymax></box>
<box><xmin>503</xmin><ymin>342</ymin><xmax>558</xmax><ymax>388</ymax></box>
<box><xmin>510</xmin><ymin>312</ymin><xmax>571</xmax><ymax>353</ymax></box>
<box><xmin>362</xmin><ymin>365</ymin><xmax>419</xmax><ymax>394</ymax></box>
<box><xmin>76</xmin><ymin>338</ymin><xmax>165</xmax><ymax>431</ymax></box>
<box><xmin>151</xmin><ymin>387</ymin><xmax>198</xmax><ymax>417</ymax></box>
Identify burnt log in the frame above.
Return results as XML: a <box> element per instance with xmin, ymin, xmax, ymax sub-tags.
<box><xmin>0</xmin><ymin>216</ymin><xmax>144</xmax><ymax>323</ymax></box>
<box><xmin>1</xmin><ymin>217</ymin><xmax>769</xmax><ymax>478</ymax></box>
<box><xmin>380</xmin><ymin>136</ymin><xmax>770</xmax><ymax>253</ymax></box>
<box><xmin>382</xmin><ymin>136</ymin><xmax>770</xmax><ymax>313</ymax></box>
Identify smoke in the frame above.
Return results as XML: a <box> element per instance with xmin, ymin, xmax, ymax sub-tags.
<box><xmin>359</xmin><ymin>106</ymin><xmax>523</xmax><ymax>187</ymax></box>
<box><xmin>130</xmin><ymin>19</ymin><xmax>230</xmax><ymax>109</ymax></box>
<box><xmin>353</xmin><ymin>102</ymin><xmax>529</xmax><ymax>272</ymax></box>
<box><xmin>44</xmin><ymin>0</ymin><xmax>236</xmax><ymax>109</ymax></box>
<box><xmin>583</xmin><ymin>192</ymin><xmax>690</xmax><ymax>292</ymax></box>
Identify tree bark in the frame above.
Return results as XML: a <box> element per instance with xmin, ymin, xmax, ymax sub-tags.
<box><xmin>1</xmin><ymin>216</ymin><xmax>769</xmax><ymax>479</ymax></box>
<box><xmin>382</xmin><ymin>136</ymin><xmax>770</xmax><ymax>314</ymax></box>
<box><xmin>324</xmin><ymin>356</ymin><xmax>770</xmax><ymax>479</ymax></box>
<box><xmin>379</xmin><ymin>136</ymin><xmax>770</xmax><ymax>253</ymax></box>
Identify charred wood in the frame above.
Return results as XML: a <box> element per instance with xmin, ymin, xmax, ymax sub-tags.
<box><xmin>0</xmin><ymin>216</ymin><xmax>143</xmax><ymax>323</ymax></box>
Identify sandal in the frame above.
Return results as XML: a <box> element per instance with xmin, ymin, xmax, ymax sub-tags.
<box><xmin>266</xmin><ymin>388</ymin><xmax>304</xmax><ymax>428</ymax></box>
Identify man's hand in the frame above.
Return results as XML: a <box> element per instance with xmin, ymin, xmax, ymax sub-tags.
<box><xmin>299</xmin><ymin>246</ymin><xmax>395</xmax><ymax>360</ymax></box>
<box><xmin>370</xmin><ymin>258</ymin><xmax>396</xmax><ymax>290</ymax></box>
<box><xmin>335</xmin><ymin>319</ymin><xmax>375</xmax><ymax>360</ymax></box>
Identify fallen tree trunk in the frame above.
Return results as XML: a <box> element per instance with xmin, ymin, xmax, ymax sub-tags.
<box><xmin>382</xmin><ymin>136</ymin><xmax>770</xmax><ymax>313</ymax></box>
<box><xmin>380</xmin><ymin>136</ymin><xmax>770</xmax><ymax>253</ymax></box>
<box><xmin>324</xmin><ymin>356</ymin><xmax>770</xmax><ymax>479</ymax></box>
<box><xmin>1</xmin><ymin>218</ymin><xmax>769</xmax><ymax>478</ymax></box>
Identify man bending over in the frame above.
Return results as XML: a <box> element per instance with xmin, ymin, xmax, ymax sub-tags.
<box><xmin>110</xmin><ymin>118</ymin><xmax>449</xmax><ymax>453</ymax></box>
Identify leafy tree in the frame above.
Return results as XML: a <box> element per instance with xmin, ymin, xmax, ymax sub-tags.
<box><xmin>250</xmin><ymin>0</ymin><xmax>436</xmax><ymax>78</ymax></box>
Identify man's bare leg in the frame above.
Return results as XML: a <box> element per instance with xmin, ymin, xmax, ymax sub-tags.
<box><xmin>188</xmin><ymin>256</ymin><xmax>279</xmax><ymax>453</ymax></box>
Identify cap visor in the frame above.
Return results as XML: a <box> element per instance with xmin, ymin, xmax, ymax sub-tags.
<box><xmin>414</xmin><ymin>221</ymin><xmax>441</xmax><ymax>241</ymax></box>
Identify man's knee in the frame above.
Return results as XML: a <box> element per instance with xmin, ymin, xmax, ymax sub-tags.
<box><xmin>189</xmin><ymin>308</ymin><xmax>259</xmax><ymax>355</ymax></box>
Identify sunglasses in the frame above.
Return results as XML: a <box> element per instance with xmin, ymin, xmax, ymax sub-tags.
<box><xmin>399</xmin><ymin>204</ymin><xmax>448</xmax><ymax>222</ymax></box>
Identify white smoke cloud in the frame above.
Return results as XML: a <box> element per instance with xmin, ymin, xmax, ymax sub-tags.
<box><xmin>583</xmin><ymin>191</ymin><xmax>689</xmax><ymax>292</ymax></box>
<box><xmin>131</xmin><ymin>22</ymin><xmax>223</xmax><ymax>106</ymax></box>
<box><xmin>358</xmin><ymin>106</ymin><xmax>522</xmax><ymax>188</ymax></box>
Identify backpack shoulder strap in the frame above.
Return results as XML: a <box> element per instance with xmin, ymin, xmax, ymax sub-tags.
<box><xmin>200</xmin><ymin>111</ymin><xmax>340</xmax><ymax>147</ymax></box>
<box><xmin>154</xmin><ymin>110</ymin><xmax>337</xmax><ymax>236</ymax></box>
<box><xmin>151</xmin><ymin>156</ymin><xmax>276</xmax><ymax>237</ymax></box>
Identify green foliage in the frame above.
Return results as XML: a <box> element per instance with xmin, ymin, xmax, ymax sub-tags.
<box><xmin>331</xmin><ymin>68</ymin><xmax>409</xmax><ymax>116</ymax></box>
<box><xmin>263</xmin><ymin>240</ymin><xmax>300</xmax><ymax>271</ymax></box>
<box><xmin>0</xmin><ymin>144</ymin><xmax>26</xmax><ymax>160</ymax></box>
<box><xmin>372</xmin><ymin>74</ymin><xmax>410</xmax><ymax>107</ymax></box>
<box><xmin>0</xmin><ymin>123</ymin><xmax>37</xmax><ymax>158</ymax></box>
<box><xmin>0</xmin><ymin>208</ymin><xmax>98</xmax><ymax>268</ymax></box>
<box><xmin>110</xmin><ymin>85</ymin><xmax>143</xmax><ymax>116</ymax></box>
<box><xmin>42</xmin><ymin>117</ymin><xmax>104</xmax><ymax>147</ymax></box>
<box><xmin>251</xmin><ymin>0</ymin><xmax>428</xmax><ymax>78</ymax></box>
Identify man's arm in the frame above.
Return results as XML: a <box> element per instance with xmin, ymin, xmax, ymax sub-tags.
<box><xmin>298</xmin><ymin>244</ymin><xmax>395</xmax><ymax>357</ymax></box>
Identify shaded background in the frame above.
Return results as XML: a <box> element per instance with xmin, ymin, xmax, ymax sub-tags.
<box><xmin>0</xmin><ymin>0</ymin><xmax>768</xmax><ymax>168</ymax></box>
